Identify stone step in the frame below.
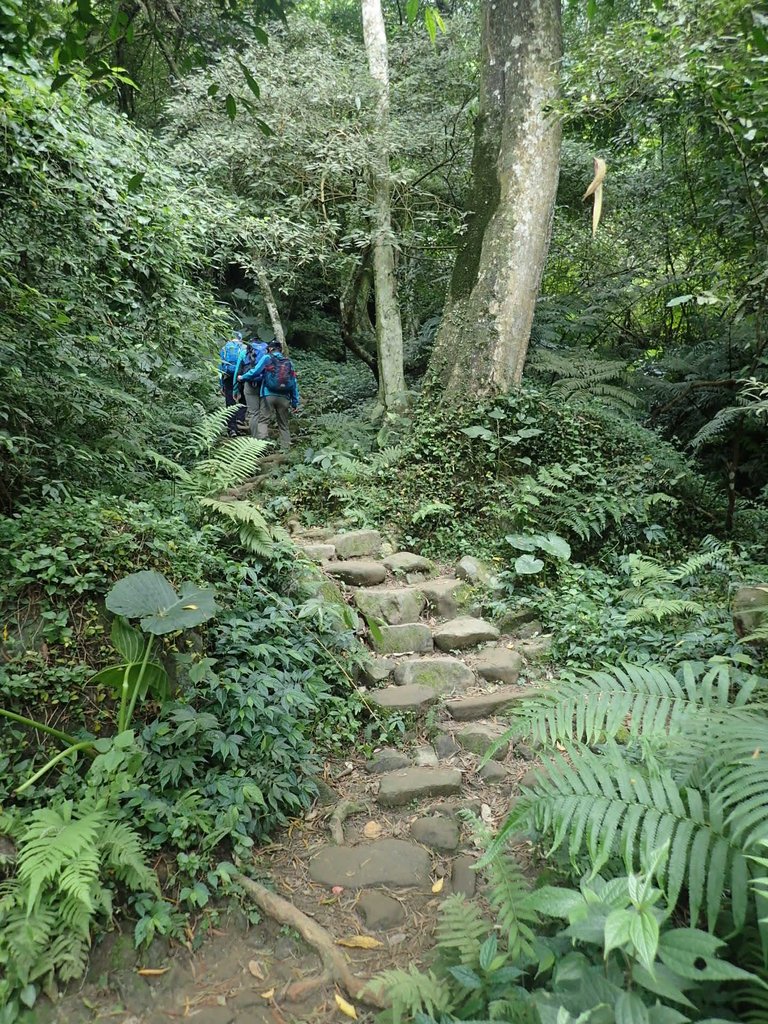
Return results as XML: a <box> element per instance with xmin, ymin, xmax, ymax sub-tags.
<box><xmin>298</xmin><ymin>542</ymin><xmax>336</xmax><ymax>562</ymax></box>
<box><xmin>410</xmin><ymin>816</ymin><xmax>460</xmax><ymax>852</ymax></box>
<box><xmin>474</xmin><ymin>647</ymin><xmax>523</xmax><ymax>685</ymax></box>
<box><xmin>455</xmin><ymin>723</ymin><xmax>509</xmax><ymax>760</ymax></box>
<box><xmin>393</xmin><ymin>656</ymin><xmax>474</xmax><ymax>693</ymax></box>
<box><xmin>371</xmin><ymin>622</ymin><xmax>433</xmax><ymax>656</ymax></box>
<box><xmin>433</xmin><ymin>616</ymin><xmax>500</xmax><ymax>652</ymax></box>
<box><xmin>360</xmin><ymin>657</ymin><xmax>395</xmax><ymax>686</ymax></box>
<box><xmin>323</xmin><ymin>559</ymin><xmax>386</xmax><ymax>586</ymax></box>
<box><xmin>353</xmin><ymin>586</ymin><xmax>427</xmax><ymax>625</ymax></box>
<box><xmin>309</xmin><ymin>838</ymin><xmax>431</xmax><ymax>889</ymax></box>
<box><xmin>327</xmin><ymin>529</ymin><xmax>383</xmax><ymax>560</ymax></box>
<box><xmin>377</xmin><ymin>767</ymin><xmax>463</xmax><ymax>807</ymax></box>
<box><xmin>367</xmin><ymin>684</ymin><xmax>440</xmax><ymax>711</ymax></box>
<box><xmin>419</xmin><ymin>577</ymin><xmax>476</xmax><ymax>619</ymax></box>
<box><xmin>445</xmin><ymin>685</ymin><xmax>539</xmax><ymax>721</ymax></box>
<box><xmin>383</xmin><ymin>552</ymin><xmax>434</xmax><ymax>575</ymax></box>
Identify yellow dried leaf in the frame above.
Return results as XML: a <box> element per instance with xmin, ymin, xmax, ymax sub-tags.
<box><xmin>335</xmin><ymin>993</ymin><xmax>358</xmax><ymax>1019</ymax></box>
<box><xmin>337</xmin><ymin>935</ymin><xmax>384</xmax><ymax>949</ymax></box>
<box><xmin>260</xmin><ymin>988</ymin><xmax>275</xmax><ymax>1000</ymax></box>
<box><xmin>362</xmin><ymin>821</ymin><xmax>383</xmax><ymax>839</ymax></box>
<box><xmin>432</xmin><ymin>877</ymin><xmax>444</xmax><ymax>893</ymax></box>
<box><xmin>137</xmin><ymin>967</ymin><xmax>169</xmax><ymax>977</ymax></box>
<box><xmin>248</xmin><ymin>959</ymin><xmax>265</xmax><ymax>980</ymax></box>
<box><xmin>182</xmin><ymin>604</ymin><xmax>198</xmax><ymax>610</ymax></box>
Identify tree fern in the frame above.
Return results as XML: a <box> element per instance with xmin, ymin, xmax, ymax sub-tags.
<box><xmin>507</xmin><ymin>660</ymin><xmax>757</xmax><ymax>749</ymax></box>
<box><xmin>495</xmin><ymin>742</ymin><xmax>757</xmax><ymax>930</ymax></box>
<box><xmin>531</xmin><ymin>350</ymin><xmax>640</xmax><ymax>415</ymax></box>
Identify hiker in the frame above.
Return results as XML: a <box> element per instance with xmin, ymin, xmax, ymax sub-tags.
<box><xmin>219</xmin><ymin>332</ymin><xmax>247</xmax><ymax>436</ymax></box>
<box><xmin>239</xmin><ymin>340</ymin><xmax>300</xmax><ymax>450</ymax></box>
<box><xmin>234</xmin><ymin>337</ymin><xmax>269</xmax><ymax>436</ymax></box>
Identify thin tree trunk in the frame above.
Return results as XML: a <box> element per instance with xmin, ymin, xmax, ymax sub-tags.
<box><xmin>361</xmin><ymin>0</ymin><xmax>408</xmax><ymax>413</ymax></box>
<box><xmin>256</xmin><ymin>265</ymin><xmax>288</xmax><ymax>353</ymax></box>
<box><xmin>340</xmin><ymin>252</ymin><xmax>379</xmax><ymax>381</ymax></box>
<box><xmin>426</xmin><ymin>0</ymin><xmax>562</xmax><ymax>399</ymax></box>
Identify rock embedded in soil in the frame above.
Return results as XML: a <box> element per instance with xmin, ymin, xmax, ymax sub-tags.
<box><xmin>360</xmin><ymin>657</ymin><xmax>396</xmax><ymax>686</ymax></box>
<box><xmin>414</xmin><ymin>744</ymin><xmax>439</xmax><ymax>767</ymax></box>
<box><xmin>495</xmin><ymin>606</ymin><xmax>539</xmax><ymax>632</ymax></box>
<box><xmin>419</xmin><ymin>578</ymin><xmax>475</xmax><ymax>619</ymax></box>
<box><xmin>357</xmin><ymin>891</ymin><xmax>405</xmax><ymax>929</ymax></box>
<box><xmin>371</xmin><ymin>623</ymin><xmax>433</xmax><ymax>655</ymax></box>
<box><xmin>368</xmin><ymin>684</ymin><xmax>440</xmax><ymax>712</ymax></box>
<box><xmin>434</xmin><ymin>733</ymin><xmax>460</xmax><ymax>759</ymax></box>
<box><xmin>475</xmin><ymin>647</ymin><xmax>523</xmax><ymax>685</ymax></box>
<box><xmin>518</xmin><ymin>619</ymin><xmax>543</xmax><ymax>639</ymax></box>
<box><xmin>410</xmin><ymin>816</ymin><xmax>460</xmax><ymax>852</ymax></box>
<box><xmin>457</xmin><ymin>724</ymin><xmax>509</xmax><ymax>760</ymax></box>
<box><xmin>328</xmin><ymin>529</ymin><xmax>383</xmax><ymax>559</ymax></box>
<box><xmin>519</xmin><ymin>635</ymin><xmax>553</xmax><ymax>659</ymax></box>
<box><xmin>733</xmin><ymin>585</ymin><xmax>768</xmax><ymax>637</ymax></box>
<box><xmin>354</xmin><ymin>587</ymin><xmax>426</xmax><ymax>625</ymax></box>
<box><xmin>478</xmin><ymin>761</ymin><xmax>510</xmax><ymax>783</ymax></box>
<box><xmin>384</xmin><ymin>552</ymin><xmax>434</xmax><ymax>574</ymax></box>
<box><xmin>393</xmin><ymin>657</ymin><xmax>474</xmax><ymax>692</ymax></box>
<box><xmin>433</xmin><ymin>616</ymin><xmax>500</xmax><ymax>652</ymax></box>
<box><xmin>365</xmin><ymin>748</ymin><xmax>412</xmax><ymax>774</ymax></box>
<box><xmin>455</xmin><ymin>556</ymin><xmax>492</xmax><ymax>585</ymax></box>
<box><xmin>451</xmin><ymin>855</ymin><xmax>478</xmax><ymax>897</ymax></box>
<box><xmin>299</xmin><ymin>543</ymin><xmax>336</xmax><ymax>562</ymax></box>
<box><xmin>309</xmin><ymin>838</ymin><xmax>431</xmax><ymax>889</ymax></box>
<box><xmin>376</xmin><ymin>767</ymin><xmax>463</xmax><ymax>807</ymax></box>
<box><xmin>445</xmin><ymin>686</ymin><xmax>539</xmax><ymax>721</ymax></box>
<box><xmin>324</xmin><ymin>559</ymin><xmax>386</xmax><ymax>586</ymax></box>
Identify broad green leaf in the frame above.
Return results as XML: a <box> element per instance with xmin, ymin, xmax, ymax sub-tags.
<box><xmin>91</xmin><ymin>661</ymin><xmax>169</xmax><ymax>700</ymax></box>
<box><xmin>538</xmin><ymin>533</ymin><xmax>572</xmax><ymax>560</ymax></box>
<box><xmin>479</xmin><ymin>933</ymin><xmax>498</xmax><ymax>971</ymax></box>
<box><xmin>461</xmin><ymin>425</ymin><xmax>494</xmax><ymax>441</ymax></box>
<box><xmin>126</xmin><ymin>172</ymin><xmax>145</xmax><ymax>193</ymax></box>
<box><xmin>657</xmin><ymin>929</ymin><xmax>756</xmax><ymax>982</ymax></box>
<box><xmin>106</xmin><ymin>571</ymin><xmax>177</xmax><ymax>619</ymax></box>
<box><xmin>666</xmin><ymin>294</ymin><xmax>693</xmax><ymax>308</ymax></box>
<box><xmin>225</xmin><ymin>92</ymin><xmax>237</xmax><ymax>121</ymax></box>
<box><xmin>628</xmin><ymin>910</ymin><xmax>659</xmax><ymax>972</ymax></box>
<box><xmin>615</xmin><ymin>992</ymin><xmax>649</xmax><ymax>1024</ymax></box>
<box><xmin>447</xmin><ymin>964</ymin><xmax>483</xmax><ymax>990</ymax></box>
<box><xmin>505</xmin><ymin>533</ymin><xmax>538</xmax><ymax>551</ymax></box>
<box><xmin>515</xmin><ymin>554</ymin><xmax>544</xmax><ymax>575</ymax></box>
<box><xmin>406</xmin><ymin>0</ymin><xmax>418</xmax><ymax>24</ymax></box>
<box><xmin>604</xmin><ymin>908</ymin><xmax>634</xmax><ymax>955</ymax></box>
<box><xmin>208</xmin><ymin>82</ymin><xmax>220</xmax><ymax>96</ymax></box>
<box><xmin>139</xmin><ymin>583</ymin><xmax>218</xmax><ymax>634</ymax></box>
<box><xmin>111</xmin><ymin>616</ymin><xmax>144</xmax><ymax>662</ymax></box>
<box><xmin>532</xmin><ymin>886</ymin><xmax>585</xmax><ymax>918</ymax></box>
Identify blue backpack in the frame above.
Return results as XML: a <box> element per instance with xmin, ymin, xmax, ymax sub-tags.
<box><xmin>219</xmin><ymin>339</ymin><xmax>242</xmax><ymax>375</ymax></box>
<box><xmin>262</xmin><ymin>354</ymin><xmax>295</xmax><ymax>396</ymax></box>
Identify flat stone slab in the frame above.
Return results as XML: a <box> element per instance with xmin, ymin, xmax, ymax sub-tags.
<box><xmin>393</xmin><ymin>657</ymin><xmax>474</xmax><ymax>692</ymax></box>
<box><xmin>420</xmin><ymin>578</ymin><xmax>474</xmax><ymax>619</ymax></box>
<box><xmin>384</xmin><ymin>552</ymin><xmax>434</xmax><ymax>574</ymax></box>
<box><xmin>309</xmin><ymin>839</ymin><xmax>430</xmax><ymax>889</ymax></box>
<box><xmin>368</xmin><ymin>685</ymin><xmax>440</xmax><ymax>711</ymax></box>
<box><xmin>478</xmin><ymin>761</ymin><xmax>510</xmax><ymax>783</ymax></box>
<box><xmin>300</xmin><ymin>543</ymin><xmax>336</xmax><ymax>562</ymax></box>
<box><xmin>451</xmin><ymin>855</ymin><xmax>478</xmax><ymax>897</ymax></box>
<box><xmin>457</xmin><ymin>724</ymin><xmax>509</xmax><ymax>760</ymax></box>
<box><xmin>445</xmin><ymin>686</ymin><xmax>539</xmax><ymax>721</ymax></box>
<box><xmin>371</xmin><ymin>623</ymin><xmax>433</xmax><ymax>655</ymax></box>
<box><xmin>360</xmin><ymin>657</ymin><xmax>395</xmax><ymax>686</ymax></box>
<box><xmin>475</xmin><ymin>647</ymin><xmax>523</xmax><ymax>685</ymax></box>
<box><xmin>354</xmin><ymin>587</ymin><xmax>426</xmax><ymax>626</ymax></box>
<box><xmin>414</xmin><ymin>744</ymin><xmax>438</xmax><ymax>767</ymax></box>
<box><xmin>324</xmin><ymin>560</ymin><xmax>386</xmax><ymax>586</ymax></box>
<box><xmin>410</xmin><ymin>816</ymin><xmax>460</xmax><ymax>852</ymax></box>
<box><xmin>456</xmin><ymin>556</ymin><xmax>491</xmax><ymax>584</ymax></box>
<box><xmin>377</xmin><ymin>767</ymin><xmax>462</xmax><ymax>807</ymax></box>
<box><xmin>365</xmin><ymin>748</ymin><xmax>412</xmax><ymax>774</ymax></box>
<box><xmin>328</xmin><ymin>529</ymin><xmax>383</xmax><ymax>560</ymax></box>
<box><xmin>357</xmin><ymin>891</ymin><xmax>405</xmax><ymax>929</ymax></box>
<box><xmin>433</xmin><ymin>616</ymin><xmax>500</xmax><ymax>652</ymax></box>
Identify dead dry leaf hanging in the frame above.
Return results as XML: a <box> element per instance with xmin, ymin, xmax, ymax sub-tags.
<box><xmin>582</xmin><ymin>156</ymin><xmax>607</xmax><ymax>236</ymax></box>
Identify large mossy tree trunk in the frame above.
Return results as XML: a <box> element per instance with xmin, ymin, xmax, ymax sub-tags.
<box><xmin>361</xmin><ymin>0</ymin><xmax>408</xmax><ymax>414</ymax></box>
<box><xmin>427</xmin><ymin>0</ymin><xmax>562</xmax><ymax>399</ymax></box>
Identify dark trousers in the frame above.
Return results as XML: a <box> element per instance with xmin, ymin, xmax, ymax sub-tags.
<box><xmin>256</xmin><ymin>395</ymin><xmax>292</xmax><ymax>450</ymax></box>
<box><xmin>222</xmin><ymin>374</ymin><xmax>246</xmax><ymax>435</ymax></box>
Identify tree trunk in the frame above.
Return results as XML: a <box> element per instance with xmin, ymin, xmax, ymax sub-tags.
<box><xmin>361</xmin><ymin>0</ymin><xmax>408</xmax><ymax>413</ymax></box>
<box><xmin>426</xmin><ymin>0</ymin><xmax>562</xmax><ymax>398</ymax></box>
<box><xmin>340</xmin><ymin>252</ymin><xmax>379</xmax><ymax>381</ymax></box>
<box><xmin>256</xmin><ymin>265</ymin><xmax>288</xmax><ymax>353</ymax></box>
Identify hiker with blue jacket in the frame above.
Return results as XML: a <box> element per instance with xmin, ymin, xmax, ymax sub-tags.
<box><xmin>219</xmin><ymin>332</ymin><xmax>247</xmax><ymax>436</ymax></box>
<box><xmin>234</xmin><ymin>337</ymin><xmax>269</xmax><ymax>435</ymax></box>
<box><xmin>238</xmin><ymin>340</ymin><xmax>300</xmax><ymax>450</ymax></box>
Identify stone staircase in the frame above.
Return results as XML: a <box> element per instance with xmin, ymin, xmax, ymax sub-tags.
<box><xmin>291</xmin><ymin>525</ymin><xmax>549</xmax><ymax>926</ymax></box>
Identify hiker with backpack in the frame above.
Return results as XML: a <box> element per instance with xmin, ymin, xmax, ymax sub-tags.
<box><xmin>234</xmin><ymin>337</ymin><xmax>269</xmax><ymax>435</ymax></box>
<box><xmin>219</xmin><ymin>332</ymin><xmax>247</xmax><ymax>436</ymax></box>
<box><xmin>238</xmin><ymin>340</ymin><xmax>300</xmax><ymax>450</ymax></box>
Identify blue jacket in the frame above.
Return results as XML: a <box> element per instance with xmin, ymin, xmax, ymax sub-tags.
<box><xmin>234</xmin><ymin>342</ymin><xmax>268</xmax><ymax>395</ymax></box>
<box><xmin>241</xmin><ymin>353</ymin><xmax>300</xmax><ymax>409</ymax></box>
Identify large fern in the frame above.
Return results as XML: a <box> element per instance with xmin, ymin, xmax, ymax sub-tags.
<box><xmin>495</xmin><ymin>741</ymin><xmax>759</xmax><ymax>931</ymax></box>
<box><xmin>485</xmin><ymin>853</ymin><xmax>539</xmax><ymax>962</ymax></box>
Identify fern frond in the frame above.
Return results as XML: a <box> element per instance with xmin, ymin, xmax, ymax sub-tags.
<box><xmin>100</xmin><ymin>821</ymin><xmax>159</xmax><ymax>893</ymax></box>
<box><xmin>18</xmin><ymin>805</ymin><xmax>106</xmax><ymax>913</ymax></box>
<box><xmin>507</xmin><ymin>660</ymin><xmax>756</xmax><ymax>749</ymax></box>
<box><xmin>369</xmin><ymin>965</ymin><xmax>452</xmax><ymax>1024</ymax></box>
<box><xmin>188</xmin><ymin>408</ymin><xmax>233</xmax><ymax>454</ymax></box>
<box><xmin>485</xmin><ymin>853</ymin><xmax>539</xmax><ymax>961</ymax></box>
<box><xmin>434</xmin><ymin>893</ymin><xmax>489</xmax><ymax>964</ymax></box>
<box><xmin>195</xmin><ymin>436</ymin><xmax>270</xmax><ymax>493</ymax></box>
<box><xmin>496</xmin><ymin>743</ymin><xmax>756</xmax><ymax>930</ymax></box>
<box><xmin>625</xmin><ymin>598</ymin><xmax>705</xmax><ymax>622</ymax></box>
<box><xmin>201</xmin><ymin>498</ymin><xmax>274</xmax><ymax>557</ymax></box>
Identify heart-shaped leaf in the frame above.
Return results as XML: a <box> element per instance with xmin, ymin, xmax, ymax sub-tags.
<box><xmin>105</xmin><ymin>572</ymin><xmax>217</xmax><ymax>635</ymax></box>
<box><xmin>514</xmin><ymin>554</ymin><xmax>544</xmax><ymax>575</ymax></box>
<box><xmin>139</xmin><ymin>583</ymin><xmax>218</xmax><ymax>635</ymax></box>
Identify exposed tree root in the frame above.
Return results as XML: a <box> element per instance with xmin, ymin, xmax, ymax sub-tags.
<box><xmin>329</xmin><ymin>799</ymin><xmax>367</xmax><ymax>845</ymax></box>
<box><xmin>234</xmin><ymin>874</ymin><xmax>387</xmax><ymax>1009</ymax></box>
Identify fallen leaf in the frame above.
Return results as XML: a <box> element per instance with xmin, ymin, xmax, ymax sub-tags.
<box><xmin>260</xmin><ymin>988</ymin><xmax>275</xmax><ymax>1000</ymax></box>
<box><xmin>248</xmin><ymin>960</ymin><xmax>265</xmax><ymax>980</ymax></box>
<box><xmin>388</xmin><ymin>932</ymin><xmax>407</xmax><ymax>946</ymax></box>
<box><xmin>216</xmin><ymin>995</ymin><xmax>227</xmax><ymax>1006</ymax></box>
<box><xmin>335</xmin><ymin>993</ymin><xmax>358</xmax><ymax>1019</ymax></box>
<box><xmin>137</xmin><ymin>968</ymin><xmax>169</xmax><ymax>977</ymax></box>
<box><xmin>332</xmin><ymin>885</ymin><xmax>344</xmax><ymax>895</ymax></box>
<box><xmin>480</xmin><ymin>803</ymin><xmax>493</xmax><ymax>824</ymax></box>
<box><xmin>431</xmin><ymin>877</ymin><xmax>444</xmax><ymax>893</ymax></box>
<box><xmin>362</xmin><ymin>821</ymin><xmax>383</xmax><ymax>839</ymax></box>
<box><xmin>336</xmin><ymin>935</ymin><xmax>384</xmax><ymax>949</ymax></box>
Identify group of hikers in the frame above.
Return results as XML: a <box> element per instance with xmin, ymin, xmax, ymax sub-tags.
<box><xmin>218</xmin><ymin>332</ymin><xmax>301</xmax><ymax>450</ymax></box>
